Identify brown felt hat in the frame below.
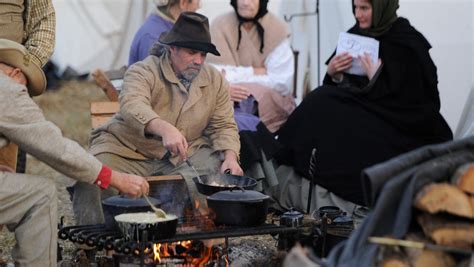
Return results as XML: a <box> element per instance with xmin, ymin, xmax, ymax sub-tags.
<box><xmin>159</xmin><ymin>12</ymin><xmax>220</xmax><ymax>56</ymax></box>
<box><xmin>0</xmin><ymin>39</ymin><xmax>46</xmax><ymax>96</ymax></box>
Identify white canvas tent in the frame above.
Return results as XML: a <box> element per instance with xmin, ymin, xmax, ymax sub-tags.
<box><xmin>52</xmin><ymin>0</ymin><xmax>473</xmax><ymax>131</ymax></box>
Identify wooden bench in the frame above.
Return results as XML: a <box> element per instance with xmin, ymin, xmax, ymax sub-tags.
<box><xmin>90</xmin><ymin>101</ymin><xmax>119</xmax><ymax>129</ymax></box>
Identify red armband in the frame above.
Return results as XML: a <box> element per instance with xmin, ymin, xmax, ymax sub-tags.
<box><xmin>94</xmin><ymin>165</ymin><xmax>112</xmax><ymax>190</ymax></box>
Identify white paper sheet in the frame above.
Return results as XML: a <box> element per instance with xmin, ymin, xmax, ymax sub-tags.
<box><xmin>336</xmin><ymin>32</ymin><xmax>379</xmax><ymax>76</ymax></box>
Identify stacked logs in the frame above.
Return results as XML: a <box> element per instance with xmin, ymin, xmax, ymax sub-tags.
<box><xmin>378</xmin><ymin>163</ymin><xmax>474</xmax><ymax>267</ymax></box>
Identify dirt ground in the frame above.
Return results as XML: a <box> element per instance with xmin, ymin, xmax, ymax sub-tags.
<box><xmin>0</xmin><ymin>80</ymin><xmax>284</xmax><ymax>266</ymax></box>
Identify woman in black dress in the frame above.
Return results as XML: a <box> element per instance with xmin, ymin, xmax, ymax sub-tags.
<box><xmin>276</xmin><ymin>0</ymin><xmax>452</xmax><ymax>205</ymax></box>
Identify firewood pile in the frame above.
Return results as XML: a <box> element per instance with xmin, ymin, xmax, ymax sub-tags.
<box><xmin>375</xmin><ymin>163</ymin><xmax>474</xmax><ymax>267</ymax></box>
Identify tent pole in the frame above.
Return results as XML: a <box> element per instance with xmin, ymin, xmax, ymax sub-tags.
<box><xmin>316</xmin><ymin>0</ymin><xmax>320</xmax><ymax>86</ymax></box>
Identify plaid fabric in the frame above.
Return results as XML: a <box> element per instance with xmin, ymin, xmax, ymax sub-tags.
<box><xmin>23</xmin><ymin>0</ymin><xmax>55</xmax><ymax>66</ymax></box>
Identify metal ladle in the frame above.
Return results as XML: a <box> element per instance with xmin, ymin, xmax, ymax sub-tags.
<box><xmin>143</xmin><ymin>194</ymin><xmax>167</xmax><ymax>219</ymax></box>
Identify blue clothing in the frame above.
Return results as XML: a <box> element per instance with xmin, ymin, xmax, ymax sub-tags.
<box><xmin>234</xmin><ymin>97</ymin><xmax>259</xmax><ymax>132</ymax></box>
<box><xmin>128</xmin><ymin>13</ymin><xmax>173</xmax><ymax>66</ymax></box>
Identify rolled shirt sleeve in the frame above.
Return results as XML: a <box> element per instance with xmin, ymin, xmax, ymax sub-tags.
<box><xmin>23</xmin><ymin>0</ymin><xmax>56</xmax><ymax>67</ymax></box>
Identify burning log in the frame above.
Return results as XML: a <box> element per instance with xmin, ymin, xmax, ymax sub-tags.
<box><xmin>416</xmin><ymin>213</ymin><xmax>474</xmax><ymax>249</ymax></box>
<box><xmin>450</xmin><ymin>162</ymin><xmax>474</xmax><ymax>193</ymax></box>
<box><xmin>413</xmin><ymin>183</ymin><xmax>473</xmax><ymax>219</ymax></box>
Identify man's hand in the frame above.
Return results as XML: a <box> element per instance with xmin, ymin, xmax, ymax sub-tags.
<box><xmin>109</xmin><ymin>170</ymin><xmax>149</xmax><ymax>198</ymax></box>
<box><xmin>359</xmin><ymin>53</ymin><xmax>382</xmax><ymax>80</ymax></box>
<box><xmin>0</xmin><ymin>164</ymin><xmax>14</xmax><ymax>173</ymax></box>
<box><xmin>146</xmin><ymin>118</ymin><xmax>188</xmax><ymax>161</ymax></box>
<box><xmin>229</xmin><ymin>84</ymin><xmax>250</xmax><ymax>102</ymax></box>
<box><xmin>253</xmin><ymin>67</ymin><xmax>267</xmax><ymax>75</ymax></box>
<box><xmin>220</xmin><ymin>150</ymin><xmax>243</xmax><ymax>176</ymax></box>
<box><xmin>327</xmin><ymin>52</ymin><xmax>352</xmax><ymax>81</ymax></box>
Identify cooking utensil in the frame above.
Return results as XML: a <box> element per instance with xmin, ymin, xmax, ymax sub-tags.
<box><xmin>206</xmin><ymin>187</ymin><xmax>270</xmax><ymax>226</ymax></box>
<box><xmin>102</xmin><ymin>195</ymin><xmax>161</xmax><ymax>228</ymax></box>
<box><xmin>193</xmin><ymin>173</ymin><xmax>258</xmax><ymax>196</ymax></box>
<box><xmin>143</xmin><ymin>194</ymin><xmax>167</xmax><ymax>218</ymax></box>
<box><xmin>114</xmin><ymin>212</ymin><xmax>178</xmax><ymax>241</ymax></box>
<box><xmin>185</xmin><ymin>159</ymin><xmax>203</xmax><ymax>183</ymax></box>
<box><xmin>369</xmin><ymin>236</ymin><xmax>472</xmax><ymax>255</ymax></box>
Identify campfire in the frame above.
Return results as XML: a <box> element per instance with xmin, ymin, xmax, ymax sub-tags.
<box><xmin>58</xmin><ymin>211</ymin><xmax>311</xmax><ymax>267</ymax></box>
<box><xmin>114</xmin><ymin>239</ymin><xmax>227</xmax><ymax>266</ymax></box>
<box><xmin>58</xmin><ymin>179</ymin><xmax>326</xmax><ymax>266</ymax></box>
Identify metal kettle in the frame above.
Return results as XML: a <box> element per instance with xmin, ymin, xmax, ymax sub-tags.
<box><xmin>280</xmin><ymin>208</ymin><xmax>304</xmax><ymax>227</ymax></box>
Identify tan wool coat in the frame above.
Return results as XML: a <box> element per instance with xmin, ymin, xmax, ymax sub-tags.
<box><xmin>89</xmin><ymin>52</ymin><xmax>240</xmax><ymax>165</ymax></box>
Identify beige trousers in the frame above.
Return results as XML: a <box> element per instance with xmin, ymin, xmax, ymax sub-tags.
<box><xmin>73</xmin><ymin>147</ymin><xmax>222</xmax><ymax>225</ymax></box>
<box><xmin>0</xmin><ymin>172</ymin><xmax>57</xmax><ymax>267</ymax></box>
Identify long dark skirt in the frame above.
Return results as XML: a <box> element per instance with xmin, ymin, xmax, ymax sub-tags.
<box><xmin>275</xmin><ymin>85</ymin><xmax>452</xmax><ymax>205</ymax></box>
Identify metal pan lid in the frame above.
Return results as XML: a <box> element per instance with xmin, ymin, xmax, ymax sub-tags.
<box><xmin>102</xmin><ymin>195</ymin><xmax>161</xmax><ymax>208</ymax></box>
<box><xmin>207</xmin><ymin>187</ymin><xmax>270</xmax><ymax>202</ymax></box>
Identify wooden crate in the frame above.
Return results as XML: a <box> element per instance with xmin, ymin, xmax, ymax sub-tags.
<box><xmin>90</xmin><ymin>101</ymin><xmax>119</xmax><ymax>129</ymax></box>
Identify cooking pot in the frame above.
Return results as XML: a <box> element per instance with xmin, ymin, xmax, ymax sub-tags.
<box><xmin>315</xmin><ymin>206</ymin><xmax>344</xmax><ymax>221</ymax></box>
<box><xmin>102</xmin><ymin>195</ymin><xmax>161</xmax><ymax>228</ymax></box>
<box><xmin>206</xmin><ymin>187</ymin><xmax>270</xmax><ymax>226</ymax></box>
<box><xmin>114</xmin><ymin>212</ymin><xmax>178</xmax><ymax>241</ymax></box>
<box><xmin>193</xmin><ymin>173</ymin><xmax>258</xmax><ymax>196</ymax></box>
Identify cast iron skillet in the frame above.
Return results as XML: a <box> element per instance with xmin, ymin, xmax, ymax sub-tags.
<box><xmin>192</xmin><ymin>173</ymin><xmax>258</xmax><ymax>196</ymax></box>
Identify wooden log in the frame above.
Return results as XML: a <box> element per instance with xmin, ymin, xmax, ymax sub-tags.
<box><xmin>413</xmin><ymin>183</ymin><xmax>473</xmax><ymax>219</ymax></box>
<box><xmin>404</xmin><ymin>233</ymin><xmax>456</xmax><ymax>267</ymax></box>
<box><xmin>91</xmin><ymin>69</ymin><xmax>120</xmax><ymax>101</ymax></box>
<box><xmin>417</xmin><ymin>213</ymin><xmax>474</xmax><ymax>249</ymax></box>
<box><xmin>471</xmin><ymin>196</ymin><xmax>474</xmax><ymax>217</ymax></box>
<box><xmin>376</xmin><ymin>246</ymin><xmax>409</xmax><ymax>267</ymax></box>
<box><xmin>451</xmin><ymin>163</ymin><xmax>474</xmax><ymax>193</ymax></box>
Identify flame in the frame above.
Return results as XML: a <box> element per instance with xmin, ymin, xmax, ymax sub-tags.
<box><xmin>149</xmin><ymin>213</ymin><xmax>227</xmax><ymax>265</ymax></box>
<box><xmin>153</xmin><ymin>243</ymin><xmax>161</xmax><ymax>262</ymax></box>
<box><xmin>151</xmin><ymin>239</ymin><xmax>227</xmax><ymax>265</ymax></box>
<box><xmin>191</xmin><ymin>246</ymin><xmax>212</xmax><ymax>266</ymax></box>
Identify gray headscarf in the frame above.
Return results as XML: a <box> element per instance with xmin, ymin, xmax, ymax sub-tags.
<box><xmin>352</xmin><ymin>0</ymin><xmax>399</xmax><ymax>37</ymax></box>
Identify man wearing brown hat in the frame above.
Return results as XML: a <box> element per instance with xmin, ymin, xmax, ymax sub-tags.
<box><xmin>0</xmin><ymin>39</ymin><xmax>150</xmax><ymax>266</ymax></box>
<box><xmin>73</xmin><ymin>12</ymin><xmax>242</xmax><ymax>224</ymax></box>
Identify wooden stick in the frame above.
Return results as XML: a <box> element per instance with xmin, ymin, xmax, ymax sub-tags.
<box><xmin>368</xmin><ymin>237</ymin><xmax>471</xmax><ymax>255</ymax></box>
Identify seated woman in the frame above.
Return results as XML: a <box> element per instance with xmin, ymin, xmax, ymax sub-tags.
<box><xmin>272</xmin><ymin>0</ymin><xmax>453</xmax><ymax>212</ymax></box>
<box><xmin>206</xmin><ymin>0</ymin><xmax>295</xmax><ymax>133</ymax></box>
<box><xmin>128</xmin><ymin>0</ymin><xmax>201</xmax><ymax>65</ymax></box>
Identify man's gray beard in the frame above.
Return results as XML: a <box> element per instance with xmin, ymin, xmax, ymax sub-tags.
<box><xmin>178</xmin><ymin>68</ymin><xmax>201</xmax><ymax>89</ymax></box>
<box><xmin>180</xmin><ymin>68</ymin><xmax>200</xmax><ymax>82</ymax></box>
